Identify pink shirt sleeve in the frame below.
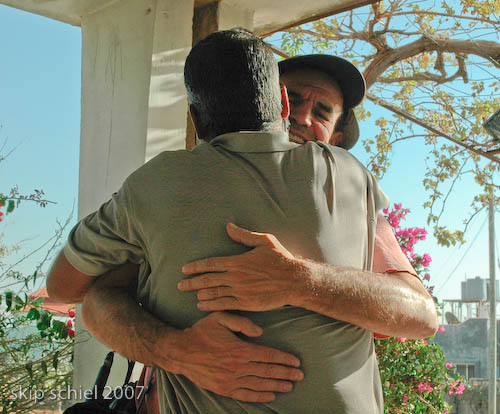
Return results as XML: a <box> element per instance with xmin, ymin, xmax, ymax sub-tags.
<box><xmin>372</xmin><ymin>214</ymin><xmax>421</xmax><ymax>339</ymax></box>
<box><xmin>372</xmin><ymin>213</ymin><xmax>419</xmax><ymax>279</ymax></box>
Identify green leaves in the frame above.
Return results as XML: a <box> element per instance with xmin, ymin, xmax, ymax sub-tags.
<box><xmin>36</xmin><ymin>310</ymin><xmax>51</xmax><ymax>331</ymax></box>
<box><xmin>26</xmin><ymin>308</ymin><xmax>40</xmax><ymax>321</ymax></box>
<box><xmin>376</xmin><ymin>337</ymin><xmax>462</xmax><ymax>413</ymax></box>
<box><xmin>52</xmin><ymin>320</ymin><xmax>69</xmax><ymax>339</ymax></box>
<box><xmin>5</xmin><ymin>291</ymin><xmax>12</xmax><ymax>311</ymax></box>
<box><xmin>6</xmin><ymin>199</ymin><xmax>15</xmax><ymax>213</ymax></box>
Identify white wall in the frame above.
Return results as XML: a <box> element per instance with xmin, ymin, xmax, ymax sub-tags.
<box><xmin>74</xmin><ymin>0</ymin><xmax>156</xmax><ymax>395</ymax></box>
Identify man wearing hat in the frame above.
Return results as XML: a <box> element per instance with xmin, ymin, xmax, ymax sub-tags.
<box><xmin>279</xmin><ymin>54</ymin><xmax>364</xmax><ymax>151</ymax></box>
<box><xmin>277</xmin><ymin>54</ymin><xmax>416</xmax><ymax>283</ymax></box>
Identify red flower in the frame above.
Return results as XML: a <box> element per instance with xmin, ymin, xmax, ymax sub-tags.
<box><xmin>67</xmin><ymin>320</ymin><xmax>73</xmax><ymax>328</ymax></box>
<box><xmin>68</xmin><ymin>329</ymin><xmax>75</xmax><ymax>338</ymax></box>
<box><xmin>68</xmin><ymin>310</ymin><xmax>76</xmax><ymax>318</ymax></box>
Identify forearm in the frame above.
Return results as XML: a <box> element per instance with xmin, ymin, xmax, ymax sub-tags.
<box><xmin>46</xmin><ymin>250</ymin><xmax>96</xmax><ymax>303</ymax></box>
<box><xmin>82</xmin><ymin>285</ymin><xmax>304</xmax><ymax>402</ymax></box>
<box><xmin>292</xmin><ymin>260</ymin><xmax>438</xmax><ymax>339</ymax></box>
<box><xmin>81</xmin><ymin>284</ymin><xmax>178</xmax><ymax>371</ymax></box>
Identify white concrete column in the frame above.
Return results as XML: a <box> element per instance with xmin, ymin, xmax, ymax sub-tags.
<box><xmin>73</xmin><ymin>0</ymin><xmax>156</xmax><ymax>397</ymax></box>
<box><xmin>73</xmin><ymin>0</ymin><xmax>254</xmax><ymax>399</ymax></box>
<box><xmin>146</xmin><ymin>0</ymin><xmax>195</xmax><ymax>160</ymax></box>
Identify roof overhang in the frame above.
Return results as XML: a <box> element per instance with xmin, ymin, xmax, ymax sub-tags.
<box><xmin>0</xmin><ymin>0</ymin><xmax>377</xmax><ymax>34</ymax></box>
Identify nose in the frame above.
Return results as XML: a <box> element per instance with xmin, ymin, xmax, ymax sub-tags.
<box><xmin>290</xmin><ymin>102</ymin><xmax>313</xmax><ymax>128</ymax></box>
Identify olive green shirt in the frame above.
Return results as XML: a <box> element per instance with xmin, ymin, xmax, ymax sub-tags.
<box><xmin>64</xmin><ymin>130</ymin><xmax>389</xmax><ymax>414</ymax></box>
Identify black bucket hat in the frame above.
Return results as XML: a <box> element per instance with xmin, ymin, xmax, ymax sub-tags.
<box><xmin>278</xmin><ymin>55</ymin><xmax>366</xmax><ymax>150</ymax></box>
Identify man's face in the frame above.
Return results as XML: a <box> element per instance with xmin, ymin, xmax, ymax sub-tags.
<box><xmin>281</xmin><ymin>69</ymin><xmax>344</xmax><ymax>145</ymax></box>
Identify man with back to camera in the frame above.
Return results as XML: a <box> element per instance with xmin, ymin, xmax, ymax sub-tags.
<box><xmin>47</xmin><ymin>29</ymin><xmax>438</xmax><ymax>413</ymax></box>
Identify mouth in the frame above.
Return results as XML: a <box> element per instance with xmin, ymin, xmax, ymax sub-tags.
<box><xmin>289</xmin><ymin>130</ymin><xmax>311</xmax><ymax>145</ymax></box>
<box><xmin>289</xmin><ymin>133</ymin><xmax>306</xmax><ymax>145</ymax></box>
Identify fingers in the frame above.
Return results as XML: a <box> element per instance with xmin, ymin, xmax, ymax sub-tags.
<box><xmin>235</xmin><ymin>376</ymin><xmax>294</xmax><ymax>393</ymax></box>
<box><xmin>198</xmin><ymin>297</ymin><xmax>239</xmax><ymax>311</ymax></box>
<box><xmin>228</xmin><ymin>377</ymin><xmax>296</xmax><ymax>402</ymax></box>
<box><xmin>197</xmin><ymin>287</ymin><xmax>233</xmax><ymax>301</ymax></box>
<box><xmin>226</xmin><ymin>222</ymin><xmax>276</xmax><ymax>248</ymax></box>
<box><xmin>178</xmin><ymin>274</ymin><xmax>228</xmax><ymax>291</ymax></box>
<box><xmin>182</xmin><ymin>257</ymin><xmax>232</xmax><ymax>275</ymax></box>
<box><xmin>212</xmin><ymin>311</ymin><xmax>263</xmax><ymax>337</ymax></box>
<box><xmin>245</xmin><ymin>362</ymin><xmax>304</xmax><ymax>381</ymax></box>
<box><xmin>246</xmin><ymin>343</ymin><xmax>302</xmax><ymax>369</ymax></box>
<box><xmin>228</xmin><ymin>389</ymin><xmax>276</xmax><ymax>403</ymax></box>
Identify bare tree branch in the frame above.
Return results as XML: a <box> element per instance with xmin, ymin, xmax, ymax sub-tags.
<box><xmin>364</xmin><ymin>36</ymin><xmax>500</xmax><ymax>87</ymax></box>
<box><xmin>381</xmin><ymin>11</ymin><xmax>500</xmax><ymax>27</ymax></box>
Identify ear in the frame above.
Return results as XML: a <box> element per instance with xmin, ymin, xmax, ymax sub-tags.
<box><xmin>189</xmin><ymin>104</ymin><xmax>209</xmax><ymax>141</ymax></box>
<box><xmin>280</xmin><ymin>84</ymin><xmax>290</xmax><ymax>119</ymax></box>
<box><xmin>330</xmin><ymin>131</ymin><xmax>344</xmax><ymax>146</ymax></box>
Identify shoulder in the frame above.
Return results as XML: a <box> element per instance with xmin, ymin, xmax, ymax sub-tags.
<box><xmin>314</xmin><ymin>142</ymin><xmax>369</xmax><ymax>173</ymax></box>
<box><xmin>125</xmin><ymin>147</ymin><xmax>204</xmax><ymax>186</ymax></box>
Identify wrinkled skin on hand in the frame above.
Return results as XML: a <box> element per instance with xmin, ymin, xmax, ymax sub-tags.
<box><xmin>163</xmin><ymin>311</ymin><xmax>304</xmax><ymax>402</ymax></box>
<box><xmin>180</xmin><ymin>223</ymin><xmax>304</xmax><ymax>312</ymax></box>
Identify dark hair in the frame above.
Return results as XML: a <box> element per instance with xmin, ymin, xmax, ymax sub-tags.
<box><xmin>184</xmin><ymin>28</ymin><xmax>282</xmax><ymax>139</ymax></box>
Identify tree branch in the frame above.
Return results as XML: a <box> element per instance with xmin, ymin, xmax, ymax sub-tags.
<box><xmin>363</xmin><ymin>36</ymin><xmax>500</xmax><ymax>88</ymax></box>
<box><xmin>366</xmin><ymin>93</ymin><xmax>500</xmax><ymax>164</ymax></box>
<box><xmin>380</xmin><ymin>11</ymin><xmax>500</xmax><ymax>27</ymax></box>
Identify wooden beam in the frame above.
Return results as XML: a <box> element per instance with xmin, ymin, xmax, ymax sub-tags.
<box><xmin>258</xmin><ymin>0</ymin><xmax>379</xmax><ymax>37</ymax></box>
<box><xmin>186</xmin><ymin>1</ymin><xmax>221</xmax><ymax>150</ymax></box>
<box><xmin>192</xmin><ymin>1</ymin><xmax>220</xmax><ymax>45</ymax></box>
<box><xmin>194</xmin><ymin>0</ymin><xmax>219</xmax><ymax>7</ymax></box>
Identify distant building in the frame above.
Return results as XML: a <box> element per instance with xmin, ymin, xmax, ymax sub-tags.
<box><xmin>434</xmin><ymin>276</ymin><xmax>500</xmax><ymax>380</ymax></box>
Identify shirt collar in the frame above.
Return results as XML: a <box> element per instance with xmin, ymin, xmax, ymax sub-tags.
<box><xmin>210</xmin><ymin>130</ymin><xmax>300</xmax><ymax>153</ymax></box>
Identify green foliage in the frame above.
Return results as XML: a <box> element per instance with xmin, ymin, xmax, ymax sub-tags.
<box><xmin>376</xmin><ymin>338</ymin><xmax>460</xmax><ymax>413</ymax></box>
<box><xmin>1</xmin><ymin>142</ymin><xmax>74</xmax><ymax>413</ymax></box>
<box><xmin>374</xmin><ymin>204</ymin><xmax>465</xmax><ymax>413</ymax></box>
<box><xmin>0</xmin><ymin>292</ymin><xmax>74</xmax><ymax>414</ymax></box>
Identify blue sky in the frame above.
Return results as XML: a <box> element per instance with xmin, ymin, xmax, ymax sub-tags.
<box><xmin>0</xmin><ymin>4</ymin><xmax>498</xmax><ymax>305</ymax></box>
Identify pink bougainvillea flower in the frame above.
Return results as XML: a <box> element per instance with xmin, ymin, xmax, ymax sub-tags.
<box><xmin>397</xmin><ymin>337</ymin><xmax>407</xmax><ymax>343</ymax></box>
<box><xmin>422</xmin><ymin>339</ymin><xmax>428</xmax><ymax>345</ymax></box>
<box><xmin>402</xmin><ymin>395</ymin><xmax>409</xmax><ymax>402</ymax></box>
<box><xmin>394</xmin><ymin>203</ymin><xmax>402</xmax><ymax>210</ymax></box>
<box><xmin>423</xmin><ymin>273</ymin><xmax>431</xmax><ymax>281</ymax></box>
<box><xmin>454</xmin><ymin>383</ymin><xmax>466</xmax><ymax>395</ymax></box>
<box><xmin>383</xmin><ymin>208</ymin><xmax>389</xmax><ymax>214</ymax></box>
<box><xmin>445</xmin><ymin>362</ymin><xmax>453</xmax><ymax>369</ymax></box>
<box><xmin>438</xmin><ymin>325</ymin><xmax>446</xmax><ymax>332</ymax></box>
<box><xmin>418</xmin><ymin>382</ymin><xmax>433</xmax><ymax>393</ymax></box>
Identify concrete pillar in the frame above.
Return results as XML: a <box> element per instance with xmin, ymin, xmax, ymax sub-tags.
<box><xmin>73</xmin><ymin>0</ymin><xmax>156</xmax><ymax>397</ymax></box>
<box><xmin>146</xmin><ymin>0</ymin><xmax>195</xmax><ymax>159</ymax></box>
<box><xmin>73</xmin><ymin>0</ymin><xmax>255</xmax><ymax>399</ymax></box>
